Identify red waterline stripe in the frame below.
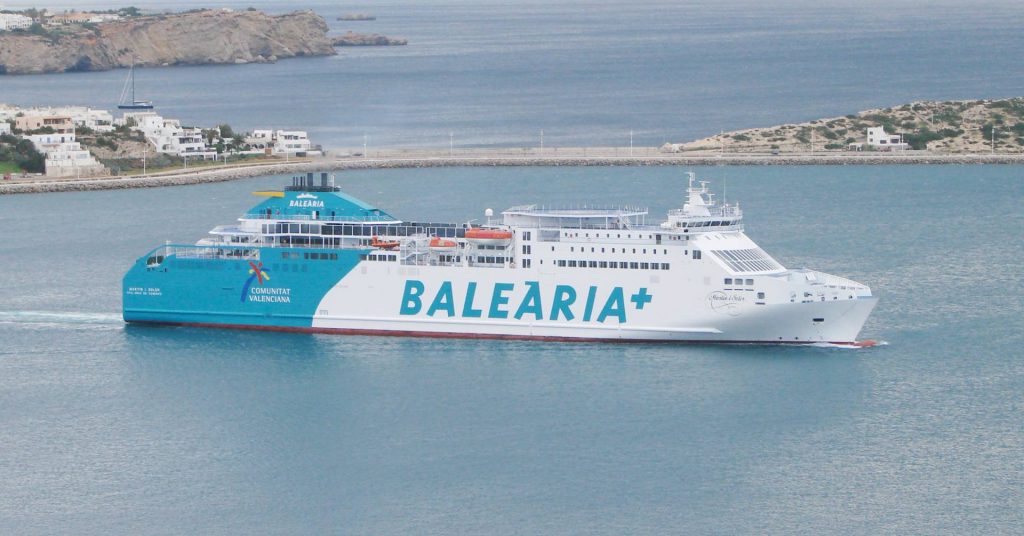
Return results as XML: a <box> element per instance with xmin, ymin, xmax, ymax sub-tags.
<box><xmin>125</xmin><ymin>320</ymin><xmax>862</xmax><ymax>346</ymax></box>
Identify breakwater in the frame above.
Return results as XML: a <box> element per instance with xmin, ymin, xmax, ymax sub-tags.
<box><xmin>3</xmin><ymin>150</ymin><xmax>1023</xmax><ymax>195</ymax></box>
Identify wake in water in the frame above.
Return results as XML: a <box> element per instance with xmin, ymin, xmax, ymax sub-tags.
<box><xmin>809</xmin><ymin>340</ymin><xmax>889</xmax><ymax>350</ymax></box>
<box><xmin>0</xmin><ymin>310</ymin><xmax>124</xmax><ymax>329</ymax></box>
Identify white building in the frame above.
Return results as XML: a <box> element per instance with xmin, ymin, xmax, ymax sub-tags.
<box><xmin>62</xmin><ymin>106</ymin><xmax>114</xmax><ymax>132</ymax></box>
<box><xmin>247</xmin><ymin>129</ymin><xmax>319</xmax><ymax>156</ymax></box>
<box><xmin>13</xmin><ymin>106</ymin><xmax>114</xmax><ymax>132</ymax></box>
<box><xmin>27</xmin><ymin>132</ymin><xmax>107</xmax><ymax>178</ymax></box>
<box><xmin>121</xmin><ymin>111</ymin><xmax>217</xmax><ymax>159</ymax></box>
<box><xmin>865</xmin><ymin>126</ymin><xmax>909</xmax><ymax>151</ymax></box>
<box><xmin>0</xmin><ymin>122</ymin><xmax>10</xmax><ymax>136</ymax></box>
<box><xmin>0</xmin><ymin>14</ymin><xmax>33</xmax><ymax>31</ymax></box>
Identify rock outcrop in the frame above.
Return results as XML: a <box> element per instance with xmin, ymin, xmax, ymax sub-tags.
<box><xmin>0</xmin><ymin>9</ymin><xmax>336</xmax><ymax>75</ymax></box>
<box><xmin>331</xmin><ymin>31</ymin><xmax>407</xmax><ymax>46</ymax></box>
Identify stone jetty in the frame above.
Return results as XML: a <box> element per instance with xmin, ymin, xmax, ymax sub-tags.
<box><xmin>3</xmin><ymin>150</ymin><xmax>1022</xmax><ymax>195</ymax></box>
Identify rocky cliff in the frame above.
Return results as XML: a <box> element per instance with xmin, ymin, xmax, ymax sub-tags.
<box><xmin>0</xmin><ymin>9</ymin><xmax>336</xmax><ymax>75</ymax></box>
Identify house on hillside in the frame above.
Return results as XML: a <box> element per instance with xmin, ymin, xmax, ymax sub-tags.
<box><xmin>850</xmin><ymin>126</ymin><xmax>909</xmax><ymax>151</ymax></box>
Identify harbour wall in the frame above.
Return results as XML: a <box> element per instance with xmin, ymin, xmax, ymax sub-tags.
<box><xmin>3</xmin><ymin>150</ymin><xmax>1023</xmax><ymax>195</ymax></box>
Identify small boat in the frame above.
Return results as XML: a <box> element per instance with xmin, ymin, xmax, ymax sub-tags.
<box><xmin>465</xmin><ymin>228</ymin><xmax>513</xmax><ymax>246</ymax></box>
<box><xmin>428</xmin><ymin>236</ymin><xmax>458</xmax><ymax>253</ymax></box>
<box><xmin>118</xmin><ymin>58</ymin><xmax>154</xmax><ymax>110</ymax></box>
<box><xmin>370</xmin><ymin>235</ymin><xmax>400</xmax><ymax>250</ymax></box>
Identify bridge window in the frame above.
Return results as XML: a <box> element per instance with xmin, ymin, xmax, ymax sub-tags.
<box><xmin>661</xmin><ymin>263</ymin><xmax>669</xmax><ymax>270</ymax></box>
<box><xmin>725</xmin><ymin>278</ymin><xmax>733</xmax><ymax>285</ymax></box>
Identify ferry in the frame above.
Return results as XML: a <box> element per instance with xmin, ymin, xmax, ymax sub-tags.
<box><xmin>122</xmin><ymin>172</ymin><xmax>877</xmax><ymax>344</ymax></box>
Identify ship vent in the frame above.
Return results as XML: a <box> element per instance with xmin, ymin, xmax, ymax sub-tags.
<box><xmin>710</xmin><ymin>248</ymin><xmax>783</xmax><ymax>273</ymax></box>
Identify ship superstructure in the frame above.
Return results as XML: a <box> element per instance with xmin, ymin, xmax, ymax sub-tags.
<box><xmin>123</xmin><ymin>172</ymin><xmax>877</xmax><ymax>343</ymax></box>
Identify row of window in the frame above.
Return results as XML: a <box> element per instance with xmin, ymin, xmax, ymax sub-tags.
<box><xmin>261</xmin><ymin>223</ymin><xmax>462</xmax><ymax>238</ymax></box>
<box><xmin>282</xmin><ymin>251</ymin><xmax>339</xmax><ymax>261</ymax></box>
<box><xmin>360</xmin><ymin>254</ymin><xmax>398</xmax><ymax>262</ymax></box>
<box><xmin>725</xmin><ymin>278</ymin><xmax>755</xmax><ymax>286</ymax></box>
<box><xmin>566</xmin><ymin>246</ymin><xmax>672</xmax><ymax>255</ymax></box>
<box><xmin>556</xmin><ymin>260</ymin><xmax>671</xmax><ymax>271</ymax></box>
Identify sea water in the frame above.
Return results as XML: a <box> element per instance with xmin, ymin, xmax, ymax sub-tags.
<box><xmin>1</xmin><ymin>0</ymin><xmax>1022</xmax><ymax>148</ymax></box>
<box><xmin>0</xmin><ymin>165</ymin><xmax>1021</xmax><ymax>534</ymax></box>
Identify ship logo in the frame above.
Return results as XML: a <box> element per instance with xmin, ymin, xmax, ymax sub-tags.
<box><xmin>289</xmin><ymin>192</ymin><xmax>325</xmax><ymax>208</ymax></box>
<box><xmin>241</xmin><ymin>261</ymin><xmax>271</xmax><ymax>302</ymax></box>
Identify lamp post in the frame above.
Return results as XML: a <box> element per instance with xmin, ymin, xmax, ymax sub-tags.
<box><xmin>629</xmin><ymin>130</ymin><xmax>634</xmax><ymax>157</ymax></box>
<box><xmin>449</xmin><ymin>131</ymin><xmax>454</xmax><ymax>157</ymax></box>
<box><xmin>540</xmin><ymin>129</ymin><xmax>544</xmax><ymax>152</ymax></box>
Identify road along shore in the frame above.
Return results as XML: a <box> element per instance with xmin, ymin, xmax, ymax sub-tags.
<box><xmin>3</xmin><ymin>150</ymin><xmax>1022</xmax><ymax>195</ymax></box>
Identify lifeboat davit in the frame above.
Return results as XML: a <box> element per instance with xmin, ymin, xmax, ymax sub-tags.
<box><xmin>465</xmin><ymin>228</ymin><xmax>513</xmax><ymax>246</ymax></box>
<box><xmin>429</xmin><ymin>236</ymin><xmax>458</xmax><ymax>253</ymax></box>
<box><xmin>371</xmin><ymin>235</ymin><xmax>400</xmax><ymax>250</ymax></box>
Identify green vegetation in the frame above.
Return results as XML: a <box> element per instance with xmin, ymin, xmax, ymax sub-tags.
<box><xmin>903</xmin><ymin>129</ymin><xmax>944</xmax><ymax>150</ymax></box>
<box><xmin>0</xmin><ymin>133</ymin><xmax>45</xmax><ymax>173</ymax></box>
<box><xmin>696</xmin><ymin>97</ymin><xmax>1024</xmax><ymax>153</ymax></box>
<box><xmin>0</xmin><ymin>161</ymin><xmax>23</xmax><ymax>174</ymax></box>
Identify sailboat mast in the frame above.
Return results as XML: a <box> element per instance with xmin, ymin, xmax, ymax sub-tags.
<box><xmin>131</xmin><ymin>57</ymin><xmax>136</xmax><ymax>103</ymax></box>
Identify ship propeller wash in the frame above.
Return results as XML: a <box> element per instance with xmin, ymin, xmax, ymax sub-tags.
<box><xmin>123</xmin><ymin>172</ymin><xmax>877</xmax><ymax>344</ymax></box>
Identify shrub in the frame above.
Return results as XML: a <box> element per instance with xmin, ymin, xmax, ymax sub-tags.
<box><xmin>903</xmin><ymin>129</ymin><xmax>943</xmax><ymax>150</ymax></box>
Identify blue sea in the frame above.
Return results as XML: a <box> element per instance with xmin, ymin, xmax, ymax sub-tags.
<box><xmin>1</xmin><ymin>166</ymin><xmax>1022</xmax><ymax>534</ymax></box>
<box><xmin>2</xmin><ymin>0</ymin><xmax>1023</xmax><ymax>148</ymax></box>
<box><xmin>2</xmin><ymin>1</ymin><xmax>1024</xmax><ymax>534</ymax></box>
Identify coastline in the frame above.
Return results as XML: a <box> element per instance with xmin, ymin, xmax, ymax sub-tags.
<box><xmin>3</xmin><ymin>149</ymin><xmax>1022</xmax><ymax>195</ymax></box>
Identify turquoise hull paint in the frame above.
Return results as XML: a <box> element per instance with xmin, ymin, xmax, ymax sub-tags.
<box><xmin>122</xmin><ymin>246</ymin><xmax>365</xmax><ymax>328</ymax></box>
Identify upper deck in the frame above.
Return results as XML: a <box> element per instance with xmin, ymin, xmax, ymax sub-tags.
<box><xmin>502</xmin><ymin>205</ymin><xmax>650</xmax><ymax>230</ymax></box>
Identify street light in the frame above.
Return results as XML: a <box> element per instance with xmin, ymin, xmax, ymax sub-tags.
<box><xmin>629</xmin><ymin>129</ymin><xmax>634</xmax><ymax>156</ymax></box>
<box><xmin>449</xmin><ymin>131</ymin><xmax>454</xmax><ymax>157</ymax></box>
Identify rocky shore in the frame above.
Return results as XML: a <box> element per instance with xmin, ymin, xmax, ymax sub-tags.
<box><xmin>3</xmin><ymin>151</ymin><xmax>1021</xmax><ymax>195</ymax></box>
<box><xmin>0</xmin><ymin>9</ymin><xmax>334</xmax><ymax>75</ymax></box>
<box><xmin>671</xmin><ymin>98</ymin><xmax>1024</xmax><ymax>154</ymax></box>
<box><xmin>331</xmin><ymin>31</ymin><xmax>407</xmax><ymax>46</ymax></box>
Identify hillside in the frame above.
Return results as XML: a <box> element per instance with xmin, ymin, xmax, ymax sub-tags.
<box><xmin>0</xmin><ymin>9</ymin><xmax>335</xmax><ymax>75</ymax></box>
<box><xmin>668</xmin><ymin>98</ymin><xmax>1024</xmax><ymax>153</ymax></box>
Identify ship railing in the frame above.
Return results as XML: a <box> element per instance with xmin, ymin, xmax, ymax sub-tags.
<box><xmin>243</xmin><ymin>213</ymin><xmax>400</xmax><ymax>223</ymax></box>
<box><xmin>504</xmin><ymin>204</ymin><xmax>648</xmax><ymax>215</ymax></box>
<box><xmin>155</xmin><ymin>243</ymin><xmax>261</xmax><ymax>261</ymax></box>
<box><xmin>668</xmin><ymin>206</ymin><xmax>743</xmax><ymax>218</ymax></box>
<box><xmin>798</xmin><ymin>270</ymin><xmax>868</xmax><ymax>291</ymax></box>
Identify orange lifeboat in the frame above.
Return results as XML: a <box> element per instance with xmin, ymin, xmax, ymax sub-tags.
<box><xmin>465</xmin><ymin>228</ymin><xmax>513</xmax><ymax>246</ymax></box>
<box><xmin>429</xmin><ymin>236</ymin><xmax>458</xmax><ymax>253</ymax></box>
<box><xmin>370</xmin><ymin>235</ymin><xmax>400</xmax><ymax>250</ymax></box>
